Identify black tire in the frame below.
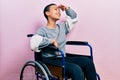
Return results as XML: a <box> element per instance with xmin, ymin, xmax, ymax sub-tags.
<box><xmin>20</xmin><ymin>61</ymin><xmax>49</xmax><ymax>80</ymax></box>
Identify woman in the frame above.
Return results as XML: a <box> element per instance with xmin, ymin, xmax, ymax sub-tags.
<box><xmin>31</xmin><ymin>3</ymin><xmax>97</xmax><ymax>80</ymax></box>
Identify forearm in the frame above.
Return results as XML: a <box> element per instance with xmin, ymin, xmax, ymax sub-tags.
<box><xmin>65</xmin><ymin>7</ymin><xmax>77</xmax><ymax>19</ymax></box>
<box><xmin>30</xmin><ymin>34</ymin><xmax>52</xmax><ymax>52</ymax></box>
<box><xmin>65</xmin><ymin>8</ymin><xmax>78</xmax><ymax>31</ymax></box>
<box><xmin>38</xmin><ymin>37</ymin><xmax>53</xmax><ymax>48</ymax></box>
<box><xmin>58</xmin><ymin>4</ymin><xmax>77</xmax><ymax>19</ymax></box>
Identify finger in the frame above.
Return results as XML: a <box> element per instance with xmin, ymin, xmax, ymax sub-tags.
<box><xmin>55</xmin><ymin>43</ymin><xmax>58</xmax><ymax>47</ymax></box>
<box><xmin>55</xmin><ymin>42</ymin><xmax>58</xmax><ymax>47</ymax></box>
<box><xmin>59</xmin><ymin>4</ymin><xmax>65</xmax><ymax>7</ymax></box>
<box><xmin>58</xmin><ymin>4</ymin><xmax>65</xmax><ymax>9</ymax></box>
<box><xmin>58</xmin><ymin>6</ymin><xmax>65</xmax><ymax>11</ymax></box>
<box><xmin>58</xmin><ymin>4</ymin><xmax>63</xmax><ymax>7</ymax></box>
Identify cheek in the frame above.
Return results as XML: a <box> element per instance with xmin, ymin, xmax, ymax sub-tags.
<box><xmin>49</xmin><ymin>12</ymin><xmax>55</xmax><ymax>17</ymax></box>
<box><xmin>59</xmin><ymin>13</ymin><xmax>61</xmax><ymax>16</ymax></box>
<box><xmin>51</xmin><ymin>11</ymin><xmax>56</xmax><ymax>16</ymax></box>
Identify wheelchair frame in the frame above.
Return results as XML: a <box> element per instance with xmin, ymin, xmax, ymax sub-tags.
<box><xmin>20</xmin><ymin>34</ymin><xmax>101</xmax><ymax>80</ymax></box>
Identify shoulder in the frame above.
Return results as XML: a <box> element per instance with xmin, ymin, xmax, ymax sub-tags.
<box><xmin>57</xmin><ymin>22</ymin><xmax>66</xmax><ymax>28</ymax></box>
<box><xmin>36</xmin><ymin>26</ymin><xmax>48</xmax><ymax>35</ymax></box>
<box><xmin>37</xmin><ymin>26</ymin><xmax>48</xmax><ymax>32</ymax></box>
<box><xmin>57</xmin><ymin>22</ymin><xmax>69</xmax><ymax>34</ymax></box>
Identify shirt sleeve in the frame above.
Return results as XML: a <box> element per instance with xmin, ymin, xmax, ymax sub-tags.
<box><xmin>30</xmin><ymin>34</ymin><xmax>43</xmax><ymax>52</ymax></box>
<box><xmin>36</xmin><ymin>27</ymin><xmax>53</xmax><ymax>48</ymax></box>
<box><xmin>62</xmin><ymin>8</ymin><xmax>78</xmax><ymax>34</ymax></box>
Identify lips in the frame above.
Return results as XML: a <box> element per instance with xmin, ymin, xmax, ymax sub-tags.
<box><xmin>56</xmin><ymin>13</ymin><xmax>61</xmax><ymax>17</ymax></box>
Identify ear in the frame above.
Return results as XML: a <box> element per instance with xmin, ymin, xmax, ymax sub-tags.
<box><xmin>45</xmin><ymin>11</ymin><xmax>50</xmax><ymax>17</ymax></box>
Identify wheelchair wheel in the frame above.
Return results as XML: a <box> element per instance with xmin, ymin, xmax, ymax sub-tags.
<box><xmin>20</xmin><ymin>61</ymin><xmax>49</xmax><ymax>80</ymax></box>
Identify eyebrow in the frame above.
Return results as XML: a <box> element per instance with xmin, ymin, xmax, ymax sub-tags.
<box><xmin>53</xmin><ymin>6</ymin><xmax>58</xmax><ymax>8</ymax></box>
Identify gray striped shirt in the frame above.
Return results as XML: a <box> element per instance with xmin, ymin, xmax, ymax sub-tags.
<box><xmin>36</xmin><ymin>8</ymin><xmax>77</xmax><ymax>56</ymax></box>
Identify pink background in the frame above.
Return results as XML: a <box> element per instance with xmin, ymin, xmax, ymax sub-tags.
<box><xmin>0</xmin><ymin>0</ymin><xmax>120</xmax><ymax>80</ymax></box>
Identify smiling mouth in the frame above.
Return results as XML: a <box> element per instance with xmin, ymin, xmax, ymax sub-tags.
<box><xmin>56</xmin><ymin>13</ymin><xmax>61</xmax><ymax>16</ymax></box>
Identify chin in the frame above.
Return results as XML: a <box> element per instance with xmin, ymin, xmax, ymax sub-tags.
<box><xmin>53</xmin><ymin>16</ymin><xmax>60</xmax><ymax>21</ymax></box>
<box><xmin>57</xmin><ymin>17</ymin><xmax>60</xmax><ymax>20</ymax></box>
<box><xmin>55</xmin><ymin>18</ymin><xmax>60</xmax><ymax>21</ymax></box>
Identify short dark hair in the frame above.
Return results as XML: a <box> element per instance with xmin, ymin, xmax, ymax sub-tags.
<box><xmin>43</xmin><ymin>3</ymin><xmax>57</xmax><ymax>20</ymax></box>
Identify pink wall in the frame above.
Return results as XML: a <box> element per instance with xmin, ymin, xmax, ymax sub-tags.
<box><xmin>0</xmin><ymin>0</ymin><xmax>120</xmax><ymax>80</ymax></box>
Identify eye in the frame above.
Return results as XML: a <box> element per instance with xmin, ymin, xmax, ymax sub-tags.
<box><xmin>55</xmin><ymin>8</ymin><xmax>57</xmax><ymax>10</ymax></box>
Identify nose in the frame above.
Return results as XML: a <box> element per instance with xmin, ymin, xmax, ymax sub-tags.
<box><xmin>57</xmin><ymin>8</ymin><xmax>60</xmax><ymax>12</ymax></box>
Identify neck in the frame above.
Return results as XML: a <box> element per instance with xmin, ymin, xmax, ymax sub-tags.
<box><xmin>47</xmin><ymin>19</ymin><xmax>57</xmax><ymax>29</ymax></box>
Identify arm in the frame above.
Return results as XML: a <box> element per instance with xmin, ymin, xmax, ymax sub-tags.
<box><xmin>36</xmin><ymin>28</ymin><xmax>58</xmax><ymax>48</ymax></box>
<box><xmin>30</xmin><ymin>27</ymin><xmax>59</xmax><ymax>52</ymax></box>
<box><xmin>58</xmin><ymin>4</ymin><xmax>78</xmax><ymax>32</ymax></box>
<box><xmin>65</xmin><ymin>8</ymin><xmax>78</xmax><ymax>30</ymax></box>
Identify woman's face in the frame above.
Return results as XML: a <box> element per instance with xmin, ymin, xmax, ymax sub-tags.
<box><xmin>47</xmin><ymin>5</ymin><xmax>61</xmax><ymax>21</ymax></box>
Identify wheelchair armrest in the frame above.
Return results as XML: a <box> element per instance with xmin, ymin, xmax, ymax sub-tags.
<box><xmin>66</xmin><ymin>41</ymin><xmax>94</xmax><ymax>61</ymax></box>
<box><xmin>66</xmin><ymin>53</ymin><xmax>91</xmax><ymax>58</ymax></box>
<box><xmin>27</xmin><ymin>34</ymin><xmax>34</xmax><ymax>37</ymax></box>
<box><xmin>66</xmin><ymin>41</ymin><xmax>88</xmax><ymax>46</ymax></box>
<box><xmin>40</xmin><ymin>45</ymin><xmax>59</xmax><ymax>52</ymax></box>
<box><xmin>48</xmin><ymin>46</ymin><xmax>59</xmax><ymax>51</ymax></box>
<box><xmin>27</xmin><ymin>34</ymin><xmax>59</xmax><ymax>52</ymax></box>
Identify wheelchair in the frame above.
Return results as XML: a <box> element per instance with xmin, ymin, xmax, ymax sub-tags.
<box><xmin>20</xmin><ymin>34</ymin><xmax>101</xmax><ymax>80</ymax></box>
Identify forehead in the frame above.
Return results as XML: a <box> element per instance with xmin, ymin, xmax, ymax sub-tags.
<box><xmin>50</xmin><ymin>5</ymin><xmax>58</xmax><ymax>9</ymax></box>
